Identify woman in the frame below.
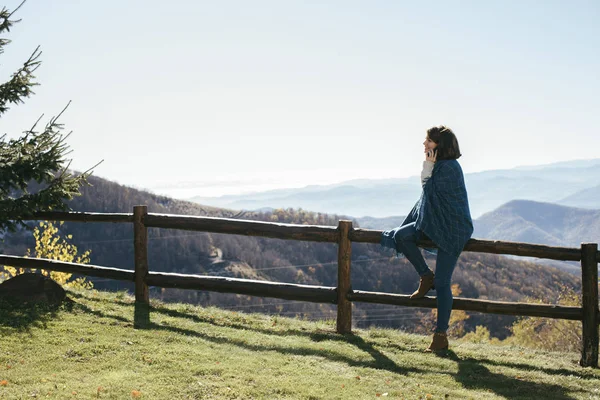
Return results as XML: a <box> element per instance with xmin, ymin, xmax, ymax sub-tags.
<box><xmin>381</xmin><ymin>125</ymin><xmax>473</xmax><ymax>352</ymax></box>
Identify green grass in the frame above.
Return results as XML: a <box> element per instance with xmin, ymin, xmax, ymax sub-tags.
<box><xmin>1</xmin><ymin>289</ymin><xmax>599</xmax><ymax>399</ymax></box>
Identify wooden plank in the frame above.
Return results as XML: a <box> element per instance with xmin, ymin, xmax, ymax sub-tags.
<box><xmin>133</xmin><ymin>206</ymin><xmax>150</xmax><ymax>328</ymax></box>
<box><xmin>145</xmin><ymin>213</ymin><xmax>339</xmax><ymax>243</ymax></box>
<box><xmin>348</xmin><ymin>290</ymin><xmax>583</xmax><ymax>320</ymax></box>
<box><xmin>0</xmin><ymin>255</ymin><xmax>134</xmax><ymax>281</ymax></box>
<box><xmin>22</xmin><ymin>211</ymin><xmax>588</xmax><ymax>261</ymax></box>
<box><xmin>580</xmin><ymin>243</ymin><xmax>599</xmax><ymax>367</ymax></box>
<box><xmin>30</xmin><ymin>211</ymin><xmax>133</xmax><ymax>223</ymax></box>
<box><xmin>337</xmin><ymin>220</ymin><xmax>352</xmax><ymax>334</ymax></box>
<box><xmin>146</xmin><ymin>272</ymin><xmax>337</xmax><ymax>304</ymax></box>
<box><xmin>350</xmin><ymin>228</ymin><xmax>581</xmax><ymax>261</ymax></box>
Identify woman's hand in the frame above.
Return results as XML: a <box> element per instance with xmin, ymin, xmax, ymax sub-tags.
<box><xmin>425</xmin><ymin>149</ymin><xmax>437</xmax><ymax>162</ymax></box>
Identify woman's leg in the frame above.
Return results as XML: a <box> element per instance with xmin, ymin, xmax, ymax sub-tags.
<box><xmin>434</xmin><ymin>248</ymin><xmax>460</xmax><ymax>333</ymax></box>
<box><xmin>392</xmin><ymin>222</ymin><xmax>433</xmax><ymax>277</ymax></box>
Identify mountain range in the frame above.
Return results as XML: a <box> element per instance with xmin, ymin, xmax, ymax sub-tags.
<box><xmin>189</xmin><ymin>158</ymin><xmax>600</xmax><ymax>219</ymax></box>
<box><xmin>0</xmin><ymin>174</ymin><xmax>588</xmax><ymax>338</ymax></box>
<box><xmin>474</xmin><ymin>200</ymin><xmax>600</xmax><ymax>247</ymax></box>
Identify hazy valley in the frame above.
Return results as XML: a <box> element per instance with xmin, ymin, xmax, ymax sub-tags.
<box><xmin>3</xmin><ymin>162</ymin><xmax>597</xmax><ymax>338</ymax></box>
<box><xmin>189</xmin><ymin>158</ymin><xmax>600</xmax><ymax>219</ymax></box>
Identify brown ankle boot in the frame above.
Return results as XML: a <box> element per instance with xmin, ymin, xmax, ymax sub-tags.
<box><xmin>410</xmin><ymin>273</ymin><xmax>435</xmax><ymax>299</ymax></box>
<box><xmin>425</xmin><ymin>332</ymin><xmax>448</xmax><ymax>352</ymax></box>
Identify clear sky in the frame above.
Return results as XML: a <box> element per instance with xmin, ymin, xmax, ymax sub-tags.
<box><xmin>2</xmin><ymin>0</ymin><xmax>599</xmax><ymax>198</ymax></box>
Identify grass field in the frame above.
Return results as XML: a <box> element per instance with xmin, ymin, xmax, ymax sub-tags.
<box><xmin>1</xmin><ymin>289</ymin><xmax>599</xmax><ymax>399</ymax></box>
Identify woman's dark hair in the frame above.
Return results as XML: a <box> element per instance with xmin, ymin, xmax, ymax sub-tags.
<box><xmin>427</xmin><ymin>125</ymin><xmax>461</xmax><ymax>160</ymax></box>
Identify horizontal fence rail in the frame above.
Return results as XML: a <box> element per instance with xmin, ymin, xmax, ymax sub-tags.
<box><xmin>0</xmin><ymin>255</ymin><xmax>592</xmax><ymax>322</ymax></box>
<box><xmin>146</xmin><ymin>272</ymin><xmax>338</xmax><ymax>304</ymax></box>
<box><xmin>0</xmin><ymin>255</ymin><xmax>134</xmax><ymax>282</ymax></box>
<box><xmin>351</xmin><ymin>229</ymin><xmax>584</xmax><ymax>261</ymax></box>
<box><xmin>3</xmin><ymin>208</ymin><xmax>598</xmax><ymax>368</ymax></box>
<box><xmin>348</xmin><ymin>290</ymin><xmax>584</xmax><ymax>320</ymax></box>
<box><xmin>33</xmin><ymin>211</ymin><xmax>134</xmax><ymax>223</ymax></box>
<box><xmin>29</xmin><ymin>211</ymin><xmax>600</xmax><ymax>262</ymax></box>
<box><xmin>144</xmin><ymin>213</ymin><xmax>339</xmax><ymax>243</ymax></box>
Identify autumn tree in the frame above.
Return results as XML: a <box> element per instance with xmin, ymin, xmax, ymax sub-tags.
<box><xmin>503</xmin><ymin>285</ymin><xmax>582</xmax><ymax>352</ymax></box>
<box><xmin>0</xmin><ymin>2</ymin><xmax>92</xmax><ymax>234</ymax></box>
<box><xmin>2</xmin><ymin>221</ymin><xmax>92</xmax><ymax>289</ymax></box>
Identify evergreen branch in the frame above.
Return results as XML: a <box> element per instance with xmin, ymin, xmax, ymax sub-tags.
<box><xmin>0</xmin><ymin>45</ymin><xmax>42</xmax><ymax>117</ymax></box>
<box><xmin>0</xmin><ymin>1</ymin><xmax>25</xmax><ymax>33</ymax></box>
<box><xmin>0</xmin><ymin>38</ymin><xmax>10</xmax><ymax>53</ymax></box>
<box><xmin>7</xmin><ymin>0</ymin><xmax>27</xmax><ymax>19</ymax></box>
<box><xmin>81</xmin><ymin>159</ymin><xmax>104</xmax><ymax>176</ymax></box>
<box><xmin>0</xmin><ymin>111</ymin><xmax>71</xmax><ymax>193</ymax></box>
<box><xmin>0</xmin><ymin>3</ymin><xmax>97</xmax><ymax>234</ymax></box>
<box><xmin>23</xmin><ymin>113</ymin><xmax>45</xmax><ymax>139</ymax></box>
<box><xmin>0</xmin><ymin>2</ymin><xmax>26</xmax><ymax>57</ymax></box>
<box><xmin>0</xmin><ymin>1</ymin><xmax>28</xmax><ymax>53</ymax></box>
<box><xmin>0</xmin><ymin>8</ymin><xmax>15</xmax><ymax>36</ymax></box>
<box><xmin>57</xmin><ymin>159</ymin><xmax>73</xmax><ymax>179</ymax></box>
<box><xmin>52</xmin><ymin>99</ymin><xmax>71</xmax><ymax>122</ymax></box>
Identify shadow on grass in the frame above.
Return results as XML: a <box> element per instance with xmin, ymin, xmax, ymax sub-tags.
<box><xmin>65</xmin><ymin>291</ymin><xmax>598</xmax><ymax>395</ymax></box>
<box><xmin>148</xmin><ymin>319</ymin><xmax>420</xmax><ymax>376</ymax></box>
<box><xmin>148</xmin><ymin>303</ymin><xmax>600</xmax><ymax>381</ymax></box>
<box><xmin>0</xmin><ymin>296</ymin><xmax>72</xmax><ymax>334</ymax></box>
<box><xmin>71</xmin><ymin>293</ymin><xmax>414</xmax><ymax>346</ymax></box>
<box><xmin>61</xmin><ymin>293</ymin><xmax>417</xmax><ymax>375</ymax></box>
<box><xmin>474</xmin><ymin>357</ymin><xmax>599</xmax><ymax>381</ymax></box>
<box><xmin>74</xmin><ymin>301</ymin><xmax>132</xmax><ymax>324</ymax></box>
<box><xmin>443</xmin><ymin>351</ymin><xmax>584</xmax><ymax>400</ymax></box>
<box><xmin>151</xmin><ymin>302</ymin><xmax>346</xmax><ymax>341</ymax></box>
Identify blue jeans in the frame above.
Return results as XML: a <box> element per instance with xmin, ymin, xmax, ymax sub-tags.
<box><xmin>392</xmin><ymin>222</ymin><xmax>459</xmax><ymax>333</ymax></box>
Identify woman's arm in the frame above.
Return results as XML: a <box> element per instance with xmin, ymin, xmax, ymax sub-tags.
<box><xmin>421</xmin><ymin>160</ymin><xmax>435</xmax><ymax>187</ymax></box>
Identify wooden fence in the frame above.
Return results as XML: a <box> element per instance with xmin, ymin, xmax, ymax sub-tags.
<box><xmin>0</xmin><ymin>205</ymin><xmax>598</xmax><ymax>368</ymax></box>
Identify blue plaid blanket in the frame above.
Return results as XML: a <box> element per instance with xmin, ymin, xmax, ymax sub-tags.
<box><xmin>381</xmin><ymin>159</ymin><xmax>473</xmax><ymax>257</ymax></box>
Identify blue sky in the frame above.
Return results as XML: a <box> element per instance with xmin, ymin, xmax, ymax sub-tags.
<box><xmin>2</xmin><ymin>0</ymin><xmax>599</xmax><ymax>198</ymax></box>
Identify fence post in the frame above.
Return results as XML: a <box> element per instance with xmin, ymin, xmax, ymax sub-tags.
<box><xmin>133</xmin><ymin>205</ymin><xmax>150</xmax><ymax>328</ymax></box>
<box><xmin>337</xmin><ymin>220</ymin><xmax>352</xmax><ymax>334</ymax></box>
<box><xmin>580</xmin><ymin>243</ymin><xmax>598</xmax><ymax>367</ymax></box>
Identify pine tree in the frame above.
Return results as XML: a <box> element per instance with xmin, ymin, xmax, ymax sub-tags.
<box><xmin>0</xmin><ymin>2</ymin><xmax>92</xmax><ymax>233</ymax></box>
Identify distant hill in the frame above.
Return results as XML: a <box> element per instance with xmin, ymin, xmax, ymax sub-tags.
<box><xmin>356</xmin><ymin>215</ymin><xmax>406</xmax><ymax>230</ymax></box>
<box><xmin>557</xmin><ymin>184</ymin><xmax>600</xmax><ymax>209</ymax></box>
<box><xmin>0</xmin><ymin>175</ymin><xmax>581</xmax><ymax>338</ymax></box>
<box><xmin>474</xmin><ymin>200</ymin><xmax>600</xmax><ymax>247</ymax></box>
<box><xmin>189</xmin><ymin>158</ymin><xmax>600</xmax><ymax>219</ymax></box>
<box><xmin>474</xmin><ymin>200</ymin><xmax>600</xmax><ymax>274</ymax></box>
<box><xmin>194</xmin><ymin>181</ymin><xmax>422</xmax><ymax>221</ymax></box>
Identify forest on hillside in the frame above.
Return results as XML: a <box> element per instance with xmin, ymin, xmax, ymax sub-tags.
<box><xmin>0</xmin><ymin>175</ymin><xmax>581</xmax><ymax>339</ymax></box>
